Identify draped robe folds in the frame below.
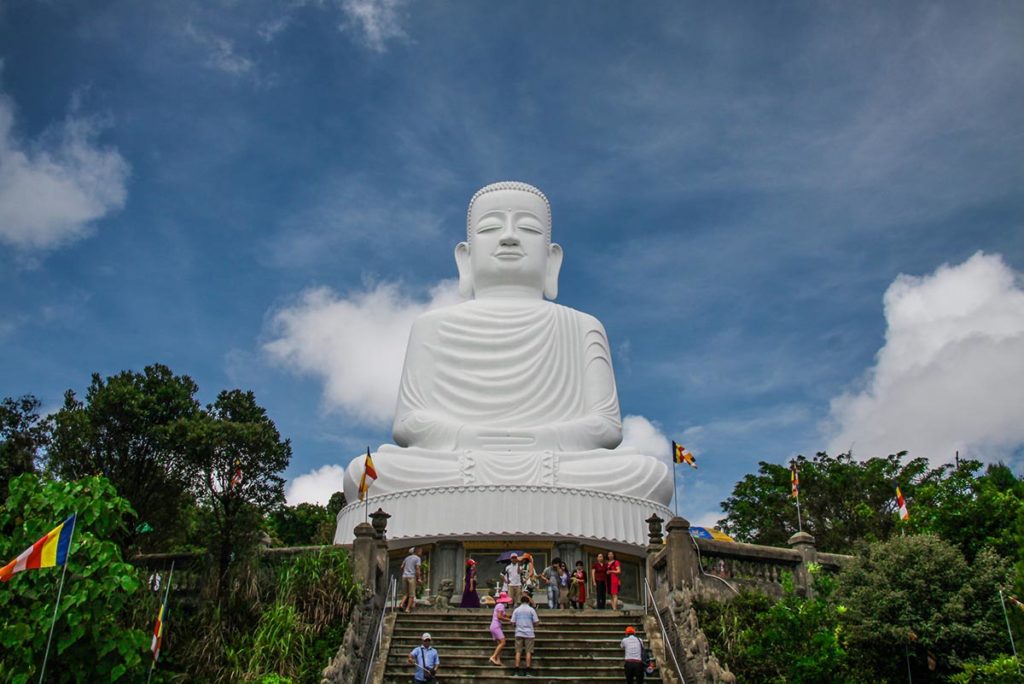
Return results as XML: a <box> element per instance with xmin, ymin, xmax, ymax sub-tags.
<box><xmin>342</xmin><ymin>299</ymin><xmax>672</xmax><ymax>506</ymax></box>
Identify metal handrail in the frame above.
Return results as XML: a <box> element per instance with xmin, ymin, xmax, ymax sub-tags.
<box><xmin>644</xmin><ymin>576</ymin><xmax>687</xmax><ymax>684</ymax></box>
<box><xmin>690</xmin><ymin>536</ymin><xmax>740</xmax><ymax>596</ymax></box>
<box><xmin>363</xmin><ymin>575</ymin><xmax>398</xmax><ymax>684</ymax></box>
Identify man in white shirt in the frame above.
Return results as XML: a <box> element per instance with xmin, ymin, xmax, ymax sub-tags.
<box><xmin>510</xmin><ymin>595</ymin><xmax>540</xmax><ymax>677</ymax></box>
<box><xmin>401</xmin><ymin>547</ymin><xmax>421</xmax><ymax>613</ymax></box>
<box><xmin>620</xmin><ymin>626</ymin><xmax>645</xmax><ymax>683</ymax></box>
<box><xmin>504</xmin><ymin>554</ymin><xmax>523</xmax><ymax>606</ymax></box>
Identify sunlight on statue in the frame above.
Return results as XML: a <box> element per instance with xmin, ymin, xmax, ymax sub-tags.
<box><xmin>342</xmin><ymin>182</ymin><xmax>672</xmax><ymax>505</ymax></box>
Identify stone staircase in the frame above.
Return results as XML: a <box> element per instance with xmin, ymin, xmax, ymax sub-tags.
<box><xmin>379</xmin><ymin>608</ymin><xmax>663</xmax><ymax>682</ymax></box>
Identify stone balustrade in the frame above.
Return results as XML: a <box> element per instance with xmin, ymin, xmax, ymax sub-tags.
<box><xmin>646</xmin><ymin>516</ymin><xmax>853</xmax><ymax>601</ymax></box>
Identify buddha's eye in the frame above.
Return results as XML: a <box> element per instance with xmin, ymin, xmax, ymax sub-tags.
<box><xmin>476</xmin><ymin>223</ymin><xmax>502</xmax><ymax>233</ymax></box>
<box><xmin>518</xmin><ymin>222</ymin><xmax>543</xmax><ymax>234</ymax></box>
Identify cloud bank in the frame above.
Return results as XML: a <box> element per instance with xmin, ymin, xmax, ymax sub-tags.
<box><xmin>265</xmin><ymin>279</ymin><xmax>463</xmax><ymax>425</ymax></box>
<box><xmin>285</xmin><ymin>463</ymin><xmax>346</xmax><ymax>506</ymax></box>
<box><xmin>0</xmin><ymin>93</ymin><xmax>129</xmax><ymax>250</ymax></box>
<box><xmin>827</xmin><ymin>252</ymin><xmax>1024</xmax><ymax>465</ymax></box>
<box><xmin>621</xmin><ymin>414</ymin><xmax>671</xmax><ymax>462</ymax></box>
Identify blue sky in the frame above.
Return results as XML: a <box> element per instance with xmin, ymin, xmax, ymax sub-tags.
<box><xmin>2</xmin><ymin>1</ymin><xmax>1023</xmax><ymax>527</ymax></box>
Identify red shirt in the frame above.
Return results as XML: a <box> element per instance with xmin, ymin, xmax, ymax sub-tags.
<box><xmin>592</xmin><ymin>561</ymin><xmax>608</xmax><ymax>582</ymax></box>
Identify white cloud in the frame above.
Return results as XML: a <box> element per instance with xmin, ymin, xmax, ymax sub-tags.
<box><xmin>285</xmin><ymin>463</ymin><xmax>346</xmax><ymax>505</ymax></box>
<box><xmin>0</xmin><ymin>93</ymin><xmax>129</xmax><ymax>250</ymax></box>
<box><xmin>264</xmin><ymin>279</ymin><xmax>463</xmax><ymax>425</ymax></box>
<box><xmin>184</xmin><ymin>22</ymin><xmax>256</xmax><ymax>76</ymax></box>
<box><xmin>620</xmin><ymin>414</ymin><xmax>671</xmax><ymax>461</ymax></box>
<box><xmin>338</xmin><ymin>0</ymin><xmax>407</xmax><ymax>52</ymax></box>
<box><xmin>827</xmin><ymin>252</ymin><xmax>1024</xmax><ymax>465</ymax></box>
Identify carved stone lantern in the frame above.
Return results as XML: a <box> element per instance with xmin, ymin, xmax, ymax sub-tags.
<box><xmin>646</xmin><ymin>513</ymin><xmax>664</xmax><ymax>545</ymax></box>
<box><xmin>369</xmin><ymin>508</ymin><xmax>391</xmax><ymax>540</ymax></box>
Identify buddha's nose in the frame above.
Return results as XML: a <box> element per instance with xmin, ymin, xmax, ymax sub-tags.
<box><xmin>498</xmin><ymin>222</ymin><xmax>519</xmax><ymax>246</ymax></box>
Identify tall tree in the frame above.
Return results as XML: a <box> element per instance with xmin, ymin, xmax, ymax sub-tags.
<box><xmin>720</xmin><ymin>451</ymin><xmax>930</xmax><ymax>552</ymax></box>
<box><xmin>0</xmin><ymin>395</ymin><xmax>50</xmax><ymax>495</ymax></box>
<box><xmin>47</xmin><ymin>364</ymin><xmax>201</xmax><ymax>551</ymax></box>
<box><xmin>182</xmin><ymin>389</ymin><xmax>291</xmax><ymax>600</ymax></box>
<box><xmin>837</xmin><ymin>535</ymin><xmax>1013</xmax><ymax>681</ymax></box>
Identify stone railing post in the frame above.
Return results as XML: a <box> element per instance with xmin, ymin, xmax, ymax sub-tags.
<box><xmin>788</xmin><ymin>531</ymin><xmax>817</xmax><ymax>597</ymax></box>
<box><xmin>666</xmin><ymin>516</ymin><xmax>699</xmax><ymax>591</ymax></box>
<box><xmin>352</xmin><ymin>522</ymin><xmax>377</xmax><ymax>593</ymax></box>
<box><xmin>644</xmin><ymin>513</ymin><xmax>664</xmax><ymax>592</ymax></box>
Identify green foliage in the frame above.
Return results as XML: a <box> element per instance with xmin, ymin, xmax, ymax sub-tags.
<box><xmin>720</xmin><ymin>450</ymin><xmax>927</xmax><ymax>552</ymax></box>
<box><xmin>267</xmin><ymin>502</ymin><xmax>336</xmax><ymax>547</ymax></box>
<box><xmin>720</xmin><ymin>451</ymin><xmax>1024</xmax><ymax>563</ymax></box>
<box><xmin>0</xmin><ymin>395</ymin><xmax>50</xmax><ymax>496</ymax></box>
<box><xmin>837</xmin><ymin>534</ymin><xmax>1013</xmax><ymax>681</ymax></box>
<box><xmin>160</xmin><ymin>547</ymin><xmax>358</xmax><ymax>683</ymax></box>
<box><xmin>696</xmin><ymin>570</ymin><xmax>850</xmax><ymax>683</ymax></box>
<box><xmin>179</xmin><ymin>388</ymin><xmax>292</xmax><ymax>602</ymax></box>
<box><xmin>47</xmin><ymin>364</ymin><xmax>202</xmax><ymax>552</ymax></box>
<box><xmin>0</xmin><ymin>474</ymin><xmax>149</xmax><ymax>683</ymax></box>
<box><xmin>949</xmin><ymin>655</ymin><xmax>1024</xmax><ymax>683</ymax></box>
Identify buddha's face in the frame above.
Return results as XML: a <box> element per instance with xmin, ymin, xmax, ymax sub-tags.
<box><xmin>458</xmin><ymin>188</ymin><xmax>562</xmax><ymax>299</ymax></box>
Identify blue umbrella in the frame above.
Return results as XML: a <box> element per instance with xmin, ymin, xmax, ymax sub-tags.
<box><xmin>496</xmin><ymin>550</ymin><xmax>525</xmax><ymax>563</ymax></box>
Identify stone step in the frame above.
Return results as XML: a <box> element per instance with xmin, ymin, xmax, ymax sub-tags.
<box><xmin>391</xmin><ymin>639</ymin><xmax>639</xmax><ymax>650</ymax></box>
<box><xmin>381</xmin><ymin>674</ymin><xmax>661</xmax><ymax>683</ymax></box>
<box><xmin>391</xmin><ymin>626</ymin><xmax>638</xmax><ymax>638</ymax></box>
<box><xmin>385</xmin><ymin>663</ymin><xmax>663</xmax><ymax>679</ymax></box>
<box><xmin>387</xmin><ymin>653</ymin><xmax>640</xmax><ymax>666</ymax></box>
<box><xmin>382</xmin><ymin>610</ymin><xmax>663</xmax><ymax>683</ymax></box>
<box><xmin>395</xmin><ymin>609</ymin><xmax>645</xmax><ymax>618</ymax></box>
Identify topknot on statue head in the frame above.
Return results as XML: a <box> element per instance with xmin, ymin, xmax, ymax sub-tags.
<box><xmin>466</xmin><ymin>181</ymin><xmax>552</xmax><ymax>246</ymax></box>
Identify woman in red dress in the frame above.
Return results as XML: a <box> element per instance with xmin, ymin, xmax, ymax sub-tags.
<box><xmin>607</xmin><ymin>550</ymin><xmax>622</xmax><ymax>610</ymax></box>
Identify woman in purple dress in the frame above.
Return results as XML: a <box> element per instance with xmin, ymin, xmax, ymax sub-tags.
<box><xmin>459</xmin><ymin>558</ymin><xmax>481</xmax><ymax>608</ymax></box>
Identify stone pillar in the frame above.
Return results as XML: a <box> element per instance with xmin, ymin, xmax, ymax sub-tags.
<box><xmin>788</xmin><ymin>531</ymin><xmax>817</xmax><ymax>597</ymax></box>
<box><xmin>351</xmin><ymin>522</ymin><xmax>376</xmax><ymax>591</ymax></box>
<box><xmin>645</xmin><ymin>513</ymin><xmax>665</xmax><ymax>594</ymax></box>
<box><xmin>666</xmin><ymin>516</ymin><xmax>699</xmax><ymax>591</ymax></box>
<box><xmin>434</xmin><ymin>540</ymin><xmax>460</xmax><ymax>597</ymax></box>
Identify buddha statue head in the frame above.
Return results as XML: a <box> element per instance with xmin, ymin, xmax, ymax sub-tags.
<box><xmin>455</xmin><ymin>181</ymin><xmax>564</xmax><ymax>300</ymax></box>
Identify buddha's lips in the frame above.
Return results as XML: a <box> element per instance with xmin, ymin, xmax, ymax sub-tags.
<box><xmin>492</xmin><ymin>249</ymin><xmax>526</xmax><ymax>259</ymax></box>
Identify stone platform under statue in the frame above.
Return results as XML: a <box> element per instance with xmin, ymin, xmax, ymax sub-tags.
<box><xmin>335</xmin><ymin>182</ymin><xmax>673</xmax><ymax>549</ymax></box>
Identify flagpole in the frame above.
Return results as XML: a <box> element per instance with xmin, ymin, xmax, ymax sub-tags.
<box><xmin>999</xmin><ymin>590</ymin><xmax>1020</xmax><ymax>666</ymax></box>
<box><xmin>673</xmin><ymin>461</ymin><xmax>679</xmax><ymax>518</ymax></box>
<box><xmin>795</xmin><ymin>489</ymin><xmax>803</xmax><ymax>533</ymax></box>
<box><xmin>148</xmin><ymin>561</ymin><xmax>175</xmax><ymax>684</ymax></box>
<box><xmin>39</xmin><ymin>512</ymin><xmax>77</xmax><ymax>684</ymax></box>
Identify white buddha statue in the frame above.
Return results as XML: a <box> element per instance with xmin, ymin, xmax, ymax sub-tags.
<box><xmin>341</xmin><ymin>182</ymin><xmax>672</xmax><ymax>508</ymax></box>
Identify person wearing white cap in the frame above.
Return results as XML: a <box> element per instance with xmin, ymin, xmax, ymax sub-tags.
<box><xmin>408</xmin><ymin>632</ymin><xmax>439</xmax><ymax>682</ymax></box>
<box><xmin>504</xmin><ymin>553</ymin><xmax>523</xmax><ymax>606</ymax></box>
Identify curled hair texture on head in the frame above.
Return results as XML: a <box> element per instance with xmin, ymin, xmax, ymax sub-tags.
<box><xmin>466</xmin><ymin>181</ymin><xmax>552</xmax><ymax>244</ymax></box>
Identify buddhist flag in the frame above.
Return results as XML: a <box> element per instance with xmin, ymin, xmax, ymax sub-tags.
<box><xmin>0</xmin><ymin>514</ymin><xmax>77</xmax><ymax>583</ymax></box>
<box><xmin>672</xmin><ymin>441</ymin><xmax>697</xmax><ymax>469</ymax></box>
<box><xmin>790</xmin><ymin>462</ymin><xmax>800</xmax><ymax>498</ymax></box>
<box><xmin>358</xmin><ymin>448</ymin><xmax>377</xmax><ymax>501</ymax></box>
<box><xmin>151</xmin><ymin>593</ymin><xmax>168</xmax><ymax>661</ymax></box>
<box><xmin>896</xmin><ymin>485</ymin><xmax>910</xmax><ymax>521</ymax></box>
<box><xmin>1009</xmin><ymin>595</ymin><xmax>1024</xmax><ymax>612</ymax></box>
<box><xmin>230</xmin><ymin>461</ymin><xmax>243</xmax><ymax>489</ymax></box>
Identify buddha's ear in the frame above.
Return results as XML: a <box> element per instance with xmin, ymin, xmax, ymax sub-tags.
<box><xmin>455</xmin><ymin>242</ymin><xmax>474</xmax><ymax>298</ymax></box>
<box><xmin>544</xmin><ymin>243</ymin><xmax>563</xmax><ymax>300</ymax></box>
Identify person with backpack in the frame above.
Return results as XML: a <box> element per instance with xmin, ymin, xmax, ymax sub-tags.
<box><xmin>620</xmin><ymin>626</ymin><xmax>645</xmax><ymax>683</ymax></box>
<box><xmin>408</xmin><ymin>632</ymin><xmax>440</xmax><ymax>682</ymax></box>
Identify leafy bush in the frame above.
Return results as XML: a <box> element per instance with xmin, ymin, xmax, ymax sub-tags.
<box><xmin>696</xmin><ymin>569</ymin><xmax>851</xmax><ymax>683</ymax></box>
<box><xmin>0</xmin><ymin>474</ymin><xmax>149</xmax><ymax>683</ymax></box>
